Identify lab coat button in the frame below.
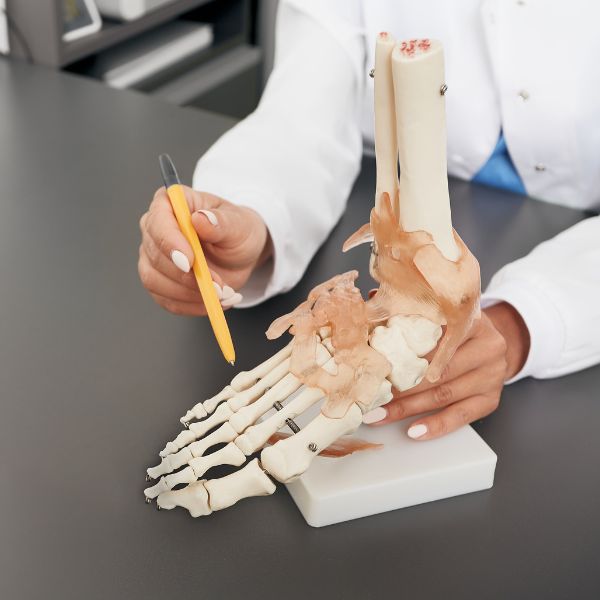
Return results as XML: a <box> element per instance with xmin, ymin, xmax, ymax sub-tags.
<box><xmin>534</xmin><ymin>163</ymin><xmax>546</xmax><ymax>172</ymax></box>
<box><xmin>518</xmin><ymin>90</ymin><xmax>530</xmax><ymax>101</ymax></box>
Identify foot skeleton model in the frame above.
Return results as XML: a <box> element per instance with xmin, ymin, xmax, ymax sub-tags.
<box><xmin>144</xmin><ymin>36</ymin><xmax>481</xmax><ymax>517</ymax></box>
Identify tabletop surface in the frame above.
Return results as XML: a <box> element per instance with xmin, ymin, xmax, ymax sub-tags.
<box><xmin>1</xmin><ymin>58</ymin><xmax>598</xmax><ymax>600</ymax></box>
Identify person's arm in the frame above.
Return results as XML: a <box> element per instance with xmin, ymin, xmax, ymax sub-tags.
<box><xmin>363</xmin><ymin>216</ymin><xmax>600</xmax><ymax>439</ymax></box>
<box><xmin>481</xmin><ymin>215</ymin><xmax>600</xmax><ymax>381</ymax></box>
<box><xmin>192</xmin><ymin>0</ymin><xmax>365</xmax><ymax>306</ymax></box>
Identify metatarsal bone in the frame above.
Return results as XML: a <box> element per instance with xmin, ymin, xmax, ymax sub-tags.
<box><xmin>235</xmin><ymin>387</ymin><xmax>324</xmax><ymax>455</ymax></box>
<box><xmin>157</xmin><ymin>480</ymin><xmax>212</xmax><ymax>517</ymax></box>
<box><xmin>230</xmin><ymin>342</ymin><xmax>293</xmax><ymax>391</ymax></box>
<box><xmin>229</xmin><ymin>343</ymin><xmax>331</xmax><ymax>434</ymax></box>
<box><xmin>260</xmin><ymin>403</ymin><xmax>363</xmax><ymax>483</ymax></box>
<box><xmin>226</xmin><ymin>358</ymin><xmax>292</xmax><ymax>412</ymax></box>
<box><xmin>204</xmin><ymin>458</ymin><xmax>276</xmax><ymax>512</ymax></box>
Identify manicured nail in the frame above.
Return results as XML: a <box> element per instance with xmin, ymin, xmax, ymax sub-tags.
<box><xmin>362</xmin><ymin>407</ymin><xmax>387</xmax><ymax>425</ymax></box>
<box><xmin>407</xmin><ymin>423</ymin><xmax>428</xmax><ymax>439</ymax></box>
<box><xmin>196</xmin><ymin>209</ymin><xmax>219</xmax><ymax>226</ymax></box>
<box><xmin>222</xmin><ymin>285</ymin><xmax>235</xmax><ymax>299</ymax></box>
<box><xmin>213</xmin><ymin>282</ymin><xmax>223</xmax><ymax>299</ymax></box>
<box><xmin>171</xmin><ymin>250</ymin><xmax>190</xmax><ymax>273</ymax></box>
<box><xmin>221</xmin><ymin>292</ymin><xmax>243</xmax><ymax>308</ymax></box>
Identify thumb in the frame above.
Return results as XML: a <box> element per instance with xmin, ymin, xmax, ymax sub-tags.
<box><xmin>191</xmin><ymin>206</ymin><xmax>249</xmax><ymax>249</ymax></box>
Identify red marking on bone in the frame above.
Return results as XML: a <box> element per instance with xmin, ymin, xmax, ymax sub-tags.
<box><xmin>400</xmin><ymin>38</ymin><xmax>432</xmax><ymax>57</ymax></box>
<box><xmin>267</xmin><ymin>432</ymin><xmax>383</xmax><ymax>458</ymax></box>
<box><xmin>379</xmin><ymin>31</ymin><xmax>388</xmax><ymax>38</ymax></box>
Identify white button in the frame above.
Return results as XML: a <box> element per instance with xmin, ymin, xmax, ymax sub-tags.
<box><xmin>518</xmin><ymin>90</ymin><xmax>530</xmax><ymax>101</ymax></box>
<box><xmin>535</xmin><ymin>163</ymin><xmax>546</xmax><ymax>172</ymax></box>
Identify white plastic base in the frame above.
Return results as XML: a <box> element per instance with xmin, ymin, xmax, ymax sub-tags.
<box><xmin>285</xmin><ymin>409</ymin><xmax>497</xmax><ymax>527</ymax></box>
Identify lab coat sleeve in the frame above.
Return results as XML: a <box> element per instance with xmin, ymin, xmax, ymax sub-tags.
<box><xmin>192</xmin><ymin>0</ymin><xmax>365</xmax><ymax>306</ymax></box>
<box><xmin>481</xmin><ymin>216</ymin><xmax>600</xmax><ymax>381</ymax></box>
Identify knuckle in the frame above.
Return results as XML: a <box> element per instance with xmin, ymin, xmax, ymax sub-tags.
<box><xmin>432</xmin><ymin>383</ymin><xmax>453</xmax><ymax>407</ymax></box>
<box><xmin>457</xmin><ymin>406</ymin><xmax>472</xmax><ymax>425</ymax></box>
<box><xmin>162</xmin><ymin>299</ymin><xmax>180</xmax><ymax>315</ymax></box>
<box><xmin>491</xmin><ymin>331</ymin><xmax>508</xmax><ymax>356</ymax></box>
<box><xmin>138</xmin><ymin>261</ymin><xmax>152</xmax><ymax>288</ymax></box>
<box><xmin>390</xmin><ymin>400</ymin><xmax>405</xmax><ymax>421</ymax></box>
<box><xmin>139</xmin><ymin>212</ymin><xmax>148</xmax><ymax>232</ymax></box>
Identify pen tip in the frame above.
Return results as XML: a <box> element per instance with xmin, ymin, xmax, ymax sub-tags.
<box><xmin>229</xmin><ymin>360</ymin><xmax>235</xmax><ymax>366</ymax></box>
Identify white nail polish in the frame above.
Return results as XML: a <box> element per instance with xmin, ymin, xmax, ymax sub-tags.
<box><xmin>196</xmin><ymin>209</ymin><xmax>219</xmax><ymax>227</ymax></box>
<box><xmin>362</xmin><ymin>407</ymin><xmax>387</xmax><ymax>425</ymax></box>
<box><xmin>222</xmin><ymin>285</ymin><xmax>235</xmax><ymax>299</ymax></box>
<box><xmin>171</xmin><ymin>250</ymin><xmax>190</xmax><ymax>273</ymax></box>
<box><xmin>221</xmin><ymin>292</ymin><xmax>243</xmax><ymax>308</ymax></box>
<box><xmin>213</xmin><ymin>282</ymin><xmax>223</xmax><ymax>299</ymax></box>
<box><xmin>407</xmin><ymin>423</ymin><xmax>428</xmax><ymax>439</ymax></box>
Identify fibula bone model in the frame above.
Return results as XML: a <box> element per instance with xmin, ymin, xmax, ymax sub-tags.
<box><xmin>144</xmin><ymin>35</ymin><xmax>481</xmax><ymax>517</ymax></box>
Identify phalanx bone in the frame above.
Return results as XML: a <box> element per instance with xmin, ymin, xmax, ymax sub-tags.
<box><xmin>144</xmin><ymin>35</ymin><xmax>481</xmax><ymax>517</ymax></box>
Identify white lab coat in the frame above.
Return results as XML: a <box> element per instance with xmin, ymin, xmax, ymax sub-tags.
<box><xmin>193</xmin><ymin>0</ymin><xmax>600</xmax><ymax>382</ymax></box>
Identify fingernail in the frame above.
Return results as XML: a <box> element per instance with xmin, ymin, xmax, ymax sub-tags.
<box><xmin>196</xmin><ymin>209</ymin><xmax>219</xmax><ymax>227</ymax></box>
<box><xmin>222</xmin><ymin>285</ymin><xmax>235</xmax><ymax>299</ymax></box>
<box><xmin>213</xmin><ymin>282</ymin><xmax>223</xmax><ymax>299</ymax></box>
<box><xmin>171</xmin><ymin>250</ymin><xmax>190</xmax><ymax>273</ymax></box>
<box><xmin>407</xmin><ymin>423</ymin><xmax>428</xmax><ymax>439</ymax></box>
<box><xmin>362</xmin><ymin>407</ymin><xmax>387</xmax><ymax>425</ymax></box>
<box><xmin>221</xmin><ymin>292</ymin><xmax>243</xmax><ymax>308</ymax></box>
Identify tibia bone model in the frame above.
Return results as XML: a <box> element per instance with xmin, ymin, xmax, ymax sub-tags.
<box><xmin>144</xmin><ymin>35</ymin><xmax>481</xmax><ymax>517</ymax></box>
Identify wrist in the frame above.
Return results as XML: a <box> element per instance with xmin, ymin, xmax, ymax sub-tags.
<box><xmin>484</xmin><ymin>302</ymin><xmax>531</xmax><ymax>380</ymax></box>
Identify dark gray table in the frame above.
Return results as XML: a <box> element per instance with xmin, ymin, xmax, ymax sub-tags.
<box><xmin>1</xmin><ymin>58</ymin><xmax>598</xmax><ymax>600</ymax></box>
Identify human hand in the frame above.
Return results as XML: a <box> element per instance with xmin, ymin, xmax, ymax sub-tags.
<box><xmin>138</xmin><ymin>186</ymin><xmax>271</xmax><ymax>316</ymax></box>
<box><xmin>362</xmin><ymin>302</ymin><xmax>530</xmax><ymax>440</ymax></box>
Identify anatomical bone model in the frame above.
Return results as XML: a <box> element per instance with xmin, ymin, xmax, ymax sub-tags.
<box><xmin>144</xmin><ymin>35</ymin><xmax>481</xmax><ymax>517</ymax></box>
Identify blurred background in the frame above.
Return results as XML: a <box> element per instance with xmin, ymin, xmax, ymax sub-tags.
<box><xmin>1</xmin><ymin>0</ymin><xmax>279</xmax><ymax>119</ymax></box>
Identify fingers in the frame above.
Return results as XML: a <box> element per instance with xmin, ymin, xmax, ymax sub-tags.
<box><xmin>392</xmin><ymin>333</ymin><xmax>485</xmax><ymax>399</ymax></box>
<box><xmin>191</xmin><ymin>204</ymin><xmax>254</xmax><ymax>250</ymax></box>
<box><xmin>149</xmin><ymin>292</ymin><xmax>208</xmax><ymax>317</ymax></box>
<box><xmin>405</xmin><ymin>394</ymin><xmax>500</xmax><ymax>441</ymax></box>
<box><xmin>373</xmin><ymin>368</ymin><xmax>496</xmax><ymax>425</ymax></box>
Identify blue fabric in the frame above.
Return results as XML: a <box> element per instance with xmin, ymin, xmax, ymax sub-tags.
<box><xmin>472</xmin><ymin>131</ymin><xmax>526</xmax><ymax>195</ymax></box>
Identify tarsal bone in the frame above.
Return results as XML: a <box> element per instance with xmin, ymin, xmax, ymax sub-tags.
<box><xmin>260</xmin><ymin>403</ymin><xmax>364</xmax><ymax>483</ymax></box>
<box><xmin>369</xmin><ymin>315</ymin><xmax>442</xmax><ymax>392</ymax></box>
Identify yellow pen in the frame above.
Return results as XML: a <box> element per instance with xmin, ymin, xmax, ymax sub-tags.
<box><xmin>159</xmin><ymin>154</ymin><xmax>236</xmax><ymax>365</ymax></box>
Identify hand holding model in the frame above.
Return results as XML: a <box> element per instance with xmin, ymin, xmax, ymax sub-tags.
<box><xmin>364</xmin><ymin>302</ymin><xmax>530</xmax><ymax>438</ymax></box>
<box><xmin>138</xmin><ymin>186</ymin><xmax>272</xmax><ymax>315</ymax></box>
